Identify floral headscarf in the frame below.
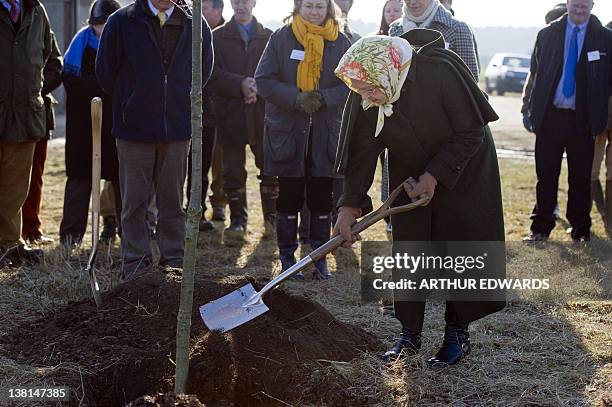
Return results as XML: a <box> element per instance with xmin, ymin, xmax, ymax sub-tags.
<box><xmin>335</xmin><ymin>35</ymin><xmax>413</xmax><ymax>137</ymax></box>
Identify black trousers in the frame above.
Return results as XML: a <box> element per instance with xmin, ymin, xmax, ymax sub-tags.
<box><xmin>394</xmin><ymin>301</ymin><xmax>467</xmax><ymax>333</ymax></box>
<box><xmin>277</xmin><ymin>177</ymin><xmax>333</xmax><ymax>214</ymax></box>
<box><xmin>59</xmin><ymin>177</ymin><xmax>122</xmax><ymax>244</ymax></box>
<box><xmin>222</xmin><ymin>142</ymin><xmax>266</xmax><ymax>195</ymax></box>
<box><xmin>186</xmin><ymin>125</ymin><xmax>215</xmax><ymax>210</ymax></box>
<box><xmin>530</xmin><ymin>107</ymin><xmax>594</xmax><ymax>238</ymax></box>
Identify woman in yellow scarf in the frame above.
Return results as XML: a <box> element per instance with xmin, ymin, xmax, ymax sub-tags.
<box><xmin>255</xmin><ymin>0</ymin><xmax>351</xmax><ymax>281</ymax></box>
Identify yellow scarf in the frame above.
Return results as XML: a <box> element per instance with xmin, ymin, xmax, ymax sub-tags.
<box><xmin>291</xmin><ymin>15</ymin><xmax>339</xmax><ymax>91</ymax></box>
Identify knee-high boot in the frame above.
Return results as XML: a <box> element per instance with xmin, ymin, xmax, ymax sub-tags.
<box><xmin>309</xmin><ymin>212</ymin><xmax>332</xmax><ymax>280</ymax></box>
<box><xmin>260</xmin><ymin>178</ymin><xmax>278</xmax><ymax>239</ymax></box>
<box><xmin>276</xmin><ymin>213</ymin><xmax>303</xmax><ymax>280</ymax></box>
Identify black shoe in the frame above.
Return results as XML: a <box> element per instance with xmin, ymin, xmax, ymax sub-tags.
<box><xmin>212</xmin><ymin>207</ymin><xmax>226</xmax><ymax>221</ymax></box>
<box><xmin>427</xmin><ymin>324</ymin><xmax>471</xmax><ymax>368</ymax></box>
<box><xmin>5</xmin><ymin>244</ymin><xmax>44</xmax><ymax>265</ymax></box>
<box><xmin>0</xmin><ymin>256</ymin><xmax>13</xmax><ymax>268</ymax></box>
<box><xmin>522</xmin><ymin>231</ymin><xmax>548</xmax><ymax>242</ymax></box>
<box><xmin>225</xmin><ymin>192</ymin><xmax>248</xmax><ymax>237</ymax></box>
<box><xmin>100</xmin><ymin>216</ymin><xmax>117</xmax><ymax>243</ymax></box>
<box><xmin>199</xmin><ymin>219</ymin><xmax>214</xmax><ymax>231</ymax></box>
<box><xmin>382</xmin><ymin>328</ymin><xmax>422</xmax><ymax>363</ymax></box>
<box><xmin>224</xmin><ymin>222</ymin><xmax>246</xmax><ymax>234</ymax></box>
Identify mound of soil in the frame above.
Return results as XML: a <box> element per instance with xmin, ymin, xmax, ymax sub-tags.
<box><xmin>1</xmin><ymin>272</ymin><xmax>381</xmax><ymax>406</ymax></box>
<box><xmin>126</xmin><ymin>392</ymin><xmax>204</xmax><ymax>407</ymax></box>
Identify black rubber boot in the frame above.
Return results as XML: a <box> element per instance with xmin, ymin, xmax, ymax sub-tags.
<box><xmin>225</xmin><ymin>190</ymin><xmax>248</xmax><ymax>237</ymax></box>
<box><xmin>260</xmin><ymin>179</ymin><xmax>278</xmax><ymax>239</ymax></box>
<box><xmin>591</xmin><ymin>180</ymin><xmax>606</xmax><ymax>219</ymax></box>
<box><xmin>309</xmin><ymin>212</ymin><xmax>332</xmax><ymax>280</ymax></box>
<box><xmin>298</xmin><ymin>204</ymin><xmax>310</xmax><ymax>245</ymax></box>
<box><xmin>277</xmin><ymin>213</ymin><xmax>303</xmax><ymax>280</ymax></box>
<box><xmin>427</xmin><ymin>324</ymin><xmax>471</xmax><ymax>368</ymax></box>
<box><xmin>382</xmin><ymin>328</ymin><xmax>422</xmax><ymax>363</ymax></box>
<box><xmin>100</xmin><ymin>216</ymin><xmax>117</xmax><ymax>243</ymax></box>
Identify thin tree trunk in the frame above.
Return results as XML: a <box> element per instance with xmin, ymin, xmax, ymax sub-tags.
<box><xmin>175</xmin><ymin>0</ymin><xmax>202</xmax><ymax>394</ymax></box>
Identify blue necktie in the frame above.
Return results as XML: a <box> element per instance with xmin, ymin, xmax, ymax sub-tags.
<box><xmin>562</xmin><ymin>26</ymin><xmax>580</xmax><ymax>98</ymax></box>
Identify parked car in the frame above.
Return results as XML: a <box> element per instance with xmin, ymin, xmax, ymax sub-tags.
<box><xmin>485</xmin><ymin>53</ymin><xmax>530</xmax><ymax>96</ymax></box>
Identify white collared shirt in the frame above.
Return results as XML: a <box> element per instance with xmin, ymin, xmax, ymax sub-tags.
<box><xmin>553</xmin><ymin>18</ymin><xmax>589</xmax><ymax>110</ymax></box>
<box><xmin>147</xmin><ymin>0</ymin><xmax>174</xmax><ymax>20</ymax></box>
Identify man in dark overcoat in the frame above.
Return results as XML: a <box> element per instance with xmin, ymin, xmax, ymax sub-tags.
<box><xmin>208</xmin><ymin>0</ymin><xmax>277</xmax><ymax>237</ymax></box>
<box><xmin>0</xmin><ymin>0</ymin><xmax>62</xmax><ymax>266</ymax></box>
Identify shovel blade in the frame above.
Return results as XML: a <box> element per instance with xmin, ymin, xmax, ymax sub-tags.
<box><xmin>89</xmin><ymin>267</ymin><xmax>103</xmax><ymax>309</ymax></box>
<box><xmin>199</xmin><ymin>283</ymin><xmax>269</xmax><ymax>333</ymax></box>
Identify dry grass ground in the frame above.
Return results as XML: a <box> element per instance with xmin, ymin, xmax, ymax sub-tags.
<box><xmin>0</xmin><ymin>137</ymin><xmax>611</xmax><ymax>406</ymax></box>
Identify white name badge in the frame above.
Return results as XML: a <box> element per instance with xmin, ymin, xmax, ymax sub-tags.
<box><xmin>587</xmin><ymin>50</ymin><xmax>601</xmax><ymax>62</ymax></box>
<box><xmin>290</xmin><ymin>49</ymin><xmax>305</xmax><ymax>61</ymax></box>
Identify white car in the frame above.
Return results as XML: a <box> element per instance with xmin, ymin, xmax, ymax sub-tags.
<box><xmin>485</xmin><ymin>53</ymin><xmax>531</xmax><ymax>96</ymax></box>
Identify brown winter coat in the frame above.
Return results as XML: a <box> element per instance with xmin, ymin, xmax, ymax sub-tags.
<box><xmin>209</xmin><ymin>16</ymin><xmax>272</xmax><ymax>146</ymax></box>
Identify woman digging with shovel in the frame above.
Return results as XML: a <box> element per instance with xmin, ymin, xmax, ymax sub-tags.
<box><xmin>333</xmin><ymin>32</ymin><xmax>506</xmax><ymax>367</ymax></box>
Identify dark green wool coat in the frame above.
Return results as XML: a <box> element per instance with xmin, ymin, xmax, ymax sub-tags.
<box><xmin>0</xmin><ymin>0</ymin><xmax>61</xmax><ymax>143</ymax></box>
<box><xmin>336</xmin><ymin>29</ymin><xmax>506</xmax><ymax>325</ymax></box>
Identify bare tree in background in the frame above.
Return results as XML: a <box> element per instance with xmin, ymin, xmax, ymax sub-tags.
<box><xmin>175</xmin><ymin>0</ymin><xmax>203</xmax><ymax>394</ymax></box>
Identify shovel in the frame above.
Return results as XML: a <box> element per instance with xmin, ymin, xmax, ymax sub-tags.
<box><xmin>199</xmin><ymin>178</ymin><xmax>429</xmax><ymax>333</ymax></box>
<box><xmin>83</xmin><ymin>97</ymin><xmax>103</xmax><ymax>309</ymax></box>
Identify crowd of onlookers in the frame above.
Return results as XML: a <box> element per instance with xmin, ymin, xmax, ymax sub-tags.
<box><xmin>0</xmin><ymin>0</ymin><xmax>610</xmax><ymax>275</ymax></box>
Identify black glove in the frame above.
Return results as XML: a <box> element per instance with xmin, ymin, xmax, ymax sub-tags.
<box><xmin>522</xmin><ymin>112</ymin><xmax>534</xmax><ymax>133</ymax></box>
<box><xmin>295</xmin><ymin>91</ymin><xmax>325</xmax><ymax>115</ymax></box>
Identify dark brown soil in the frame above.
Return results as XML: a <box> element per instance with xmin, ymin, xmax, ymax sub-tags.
<box><xmin>126</xmin><ymin>392</ymin><xmax>205</xmax><ymax>407</ymax></box>
<box><xmin>1</xmin><ymin>272</ymin><xmax>382</xmax><ymax>406</ymax></box>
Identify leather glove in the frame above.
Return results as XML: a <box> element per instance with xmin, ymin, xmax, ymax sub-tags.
<box><xmin>295</xmin><ymin>91</ymin><xmax>325</xmax><ymax>115</ymax></box>
<box><xmin>332</xmin><ymin>206</ymin><xmax>362</xmax><ymax>248</ymax></box>
<box><xmin>522</xmin><ymin>112</ymin><xmax>534</xmax><ymax>133</ymax></box>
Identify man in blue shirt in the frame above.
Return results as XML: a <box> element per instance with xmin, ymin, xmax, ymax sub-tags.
<box><xmin>523</xmin><ymin>0</ymin><xmax>612</xmax><ymax>242</ymax></box>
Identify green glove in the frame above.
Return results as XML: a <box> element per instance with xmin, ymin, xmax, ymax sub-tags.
<box><xmin>295</xmin><ymin>91</ymin><xmax>325</xmax><ymax>115</ymax></box>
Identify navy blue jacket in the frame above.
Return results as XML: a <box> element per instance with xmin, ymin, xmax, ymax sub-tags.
<box><xmin>255</xmin><ymin>25</ymin><xmax>350</xmax><ymax>178</ymax></box>
<box><xmin>96</xmin><ymin>0</ymin><xmax>213</xmax><ymax>142</ymax></box>
<box><xmin>528</xmin><ymin>15</ymin><xmax>612</xmax><ymax>137</ymax></box>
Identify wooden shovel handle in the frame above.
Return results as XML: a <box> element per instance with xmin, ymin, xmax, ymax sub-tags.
<box><xmin>309</xmin><ymin>179</ymin><xmax>429</xmax><ymax>261</ymax></box>
<box><xmin>91</xmin><ymin>98</ymin><xmax>102</xmax><ymax>246</ymax></box>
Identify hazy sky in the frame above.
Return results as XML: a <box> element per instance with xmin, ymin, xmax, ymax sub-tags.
<box><xmin>222</xmin><ymin>0</ymin><xmax>612</xmax><ymax>28</ymax></box>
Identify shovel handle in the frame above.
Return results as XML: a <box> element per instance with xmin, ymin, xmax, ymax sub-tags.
<box><xmin>309</xmin><ymin>179</ymin><xmax>429</xmax><ymax>262</ymax></box>
<box><xmin>86</xmin><ymin>97</ymin><xmax>103</xmax><ymax>309</ymax></box>
<box><xmin>91</xmin><ymin>97</ymin><xmax>102</xmax><ymax>246</ymax></box>
<box><xmin>252</xmin><ymin>179</ymin><xmax>427</xmax><ymax>303</ymax></box>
